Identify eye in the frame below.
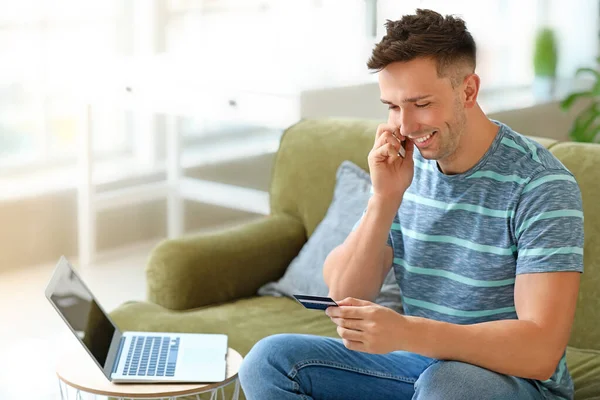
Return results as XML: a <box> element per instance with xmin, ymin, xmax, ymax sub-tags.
<box><xmin>387</xmin><ymin>105</ymin><xmax>399</xmax><ymax>110</ymax></box>
<box><xmin>415</xmin><ymin>102</ymin><xmax>431</xmax><ymax>108</ymax></box>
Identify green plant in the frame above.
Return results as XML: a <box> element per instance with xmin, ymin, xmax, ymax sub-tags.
<box><xmin>533</xmin><ymin>28</ymin><xmax>558</xmax><ymax>77</ymax></box>
<box><xmin>560</xmin><ymin>57</ymin><xmax>600</xmax><ymax>143</ymax></box>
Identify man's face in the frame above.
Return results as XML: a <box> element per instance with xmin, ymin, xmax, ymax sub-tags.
<box><xmin>379</xmin><ymin>57</ymin><xmax>467</xmax><ymax>162</ymax></box>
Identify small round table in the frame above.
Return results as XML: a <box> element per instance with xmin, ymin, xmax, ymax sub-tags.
<box><xmin>56</xmin><ymin>344</ymin><xmax>243</xmax><ymax>400</ymax></box>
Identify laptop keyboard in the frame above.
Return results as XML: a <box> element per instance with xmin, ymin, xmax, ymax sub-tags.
<box><xmin>123</xmin><ymin>336</ymin><xmax>180</xmax><ymax>377</ymax></box>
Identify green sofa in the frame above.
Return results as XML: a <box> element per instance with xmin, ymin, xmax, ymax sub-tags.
<box><xmin>112</xmin><ymin>119</ymin><xmax>600</xmax><ymax>399</ymax></box>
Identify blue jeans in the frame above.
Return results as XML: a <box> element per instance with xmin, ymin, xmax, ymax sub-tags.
<box><xmin>239</xmin><ymin>334</ymin><xmax>544</xmax><ymax>400</ymax></box>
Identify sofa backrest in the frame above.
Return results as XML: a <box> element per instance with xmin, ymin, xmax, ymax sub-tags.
<box><xmin>270</xmin><ymin>118</ymin><xmax>378</xmax><ymax>236</ymax></box>
<box><xmin>271</xmin><ymin>118</ymin><xmax>599</xmax><ymax>350</ymax></box>
<box><xmin>549</xmin><ymin>142</ymin><xmax>600</xmax><ymax>350</ymax></box>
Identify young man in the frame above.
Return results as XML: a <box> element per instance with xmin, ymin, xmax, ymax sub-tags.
<box><xmin>239</xmin><ymin>9</ymin><xmax>583</xmax><ymax>400</ymax></box>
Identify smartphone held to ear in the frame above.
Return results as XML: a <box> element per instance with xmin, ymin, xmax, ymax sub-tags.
<box><xmin>398</xmin><ymin>139</ymin><xmax>407</xmax><ymax>158</ymax></box>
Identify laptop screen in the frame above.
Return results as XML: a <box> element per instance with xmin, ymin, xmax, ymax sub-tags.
<box><xmin>47</xmin><ymin>259</ymin><xmax>117</xmax><ymax>370</ymax></box>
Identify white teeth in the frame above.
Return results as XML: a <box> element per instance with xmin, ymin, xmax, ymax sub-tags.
<box><xmin>415</xmin><ymin>133</ymin><xmax>432</xmax><ymax>143</ymax></box>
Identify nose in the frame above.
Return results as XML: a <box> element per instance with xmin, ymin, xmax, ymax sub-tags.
<box><xmin>394</xmin><ymin>109</ymin><xmax>420</xmax><ymax>137</ymax></box>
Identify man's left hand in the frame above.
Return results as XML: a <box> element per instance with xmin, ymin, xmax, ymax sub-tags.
<box><xmin>326</xmin><ymin>297</ymin><xmax>407</xmax><ymax>354</ymax></box>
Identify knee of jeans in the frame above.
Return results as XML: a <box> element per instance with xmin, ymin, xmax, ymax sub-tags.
<box><xmin>414</xmin><ymin>361</ymin><xmax>487</xmax><ymax>400</ymax></box>
<box><xmin>239</xmin><ymin>334</ymin><xmax>302</xmax><ymax>387</ymax></box>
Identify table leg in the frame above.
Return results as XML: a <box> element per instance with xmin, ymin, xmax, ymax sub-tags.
<box><xmin>232</xmin><ymin>379</ymin><xmax>241</xmax><ymax>400</ymax></box>
<box><xmin>58</xmin><ymin>379</ymin><xmax>67</xmax><ymax>400</ymax></box>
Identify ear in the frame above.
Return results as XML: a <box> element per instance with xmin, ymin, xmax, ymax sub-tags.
<box><xmin>462</xmin><ymin>73</ymin><xmax>480</xmax><ymax>108</ymax></box>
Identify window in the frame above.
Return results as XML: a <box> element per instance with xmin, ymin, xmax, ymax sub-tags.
<box><xmin>377</xmin><ymin>0</ymin><xmax>599</xmax><ymax>90</ymax></box>
<box><xmin>0</xmin><ymin>0</ymin><xmax>129</xmax><ymax>171</ymax></box>
<box><xmin>0</xmin><ymin>0</ymin><xmax>596</xmax><ymax>174</ymax></box>
<box><xmin>162</xmin><ymin>0</ymin><xmax>373</xmax><ymax>142</ymax></box>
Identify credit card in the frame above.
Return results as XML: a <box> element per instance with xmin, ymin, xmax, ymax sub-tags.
<box><xmin>293</xmin><ymin>294</ymin><xmax>338</xmax><ymax>310</ymax></box>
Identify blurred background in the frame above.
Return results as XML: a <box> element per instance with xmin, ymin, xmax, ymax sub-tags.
<box><xmin>0</xmin><ymin>1</ymin><xmax>599</xmax><ymax>398</ymax></box>
<box><xmin>0</xmin><ymin>0</ymin><xmax>599</xmax><ymax>276</ymax></box>
<box><xmin>0</xmin><ymin>0</ymin><xmax>599</xmax><ymax>271</ymax></box>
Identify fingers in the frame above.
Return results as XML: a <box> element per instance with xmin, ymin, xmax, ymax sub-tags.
<box><xmin>342</xmin><ymin>338</ymin><xmax>365</xmax><ymax>352</ymax></box>
<box><xmin>374</xmin><ymin>130</ymin><xmax>403</xmax><ymax>152</ymax></box>
<box><xmin>375</xmin><ymin>123</ymin><xmax>399</xmax><ymax>140</ymax></box>
<box><xmin>330</xmin><ymin>317</ymin><xmax>364</xmax><ymax>331</ymax></box>
<box><xmin>375</xmin><ymin>126</ymin><xmax>403</xmax><ymax>156</ymax></box>
<box><xmin>337</xmin><ymin>326</ymin><xmax>365</xmax><ymax>352</ymax></box>
<box><xmin>327</xmin><ymin>305</ymin><xmax>372</xmax><ymax>319</ymax></box>
<box><xmin>337</xmin><ymin>326</ymin><xmax>363</xmax><ymax>341</ymax></box>
<box><xmin>337</xmin><ymin>297</ymin><xmax>373</xmax><ymax>307</ymax></box>
<box><xmin>372</xmin><ymin>143</ymin><xmax>402</xmax><ymax>164</ymax></box>
<box><xmin>374</xmin><ymin>125</ymin><xmax>403</xmax><ymax>150</ymax></box>
<box><xmin>373</xmin><ymin>126</ymin><xmax>409</xmax><ymax>163</ymax></box>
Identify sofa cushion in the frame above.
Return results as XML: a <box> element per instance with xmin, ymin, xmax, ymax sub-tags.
<box><xmin>258</xmin><ymin>160</ymin><xmax>401</xmax><ymax>312</ymax></box>
<box><xmin>111</xmin><ymin>299</ymin><xmax>600</xmax><ymax>399</ymax></box>
<box><xmin>111</xmin><ymin>296</ymin><xmax>338</xmax><ymax>356</ymax></box>
<box><xmin>566</xmin><ymin>347</ymin><xmax>600</xmax><ymax>399</ymax></box>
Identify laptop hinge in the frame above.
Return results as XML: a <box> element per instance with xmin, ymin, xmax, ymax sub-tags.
<box><xmin>112</xmin><ymin>336</ymin><xmax>126</xmax><ymax>375</ymax></box>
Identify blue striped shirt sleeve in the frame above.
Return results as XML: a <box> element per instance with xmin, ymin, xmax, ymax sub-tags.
<box><xmin>514</xmin><ymin>170</ymin><xmax>584</xmax><ymax>274</ymax></box>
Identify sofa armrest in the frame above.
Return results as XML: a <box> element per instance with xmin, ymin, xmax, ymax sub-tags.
<box><xmin>146</xmin><ymin>214</ymin><xmax>306</xmax><ymax>310</ymax></box>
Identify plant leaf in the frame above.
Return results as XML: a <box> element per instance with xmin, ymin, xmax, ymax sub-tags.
<box><xmin>582</xmin><ymin>114</ymin><xmax>600</xmax><ymax>142</ymax></box>
<box><xmin>570</xmin><ymin>103</ymin><xmax>600</xmax><ymax>142</ymax></box>
<box><xmin>580</xmin><ymin>122</ymin><xmax>600</xmax><ymax>142</ymax></box>
<box><xmin>575</xmin><ymin>67</ymin><xmax>600</xmax><ymax>95</ymax></box>
<box><xmin>594</xmin><ymin>127</ymin><xmax>600</xmax><ymax>143</ymax></box>
<box><xmin>561</xmin><ymin>91</ymin><xmax>594</xmax><ymax>110</ymax></box>
<box><xmin>575</xmin><ymin>67</ymin><xmax>600</xmax><ymax>81</ymax></box>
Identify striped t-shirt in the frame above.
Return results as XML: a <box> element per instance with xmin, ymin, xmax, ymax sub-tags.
<box><xmin>377</xmin><ymin>121</ymin><xmax>583</xmax><ymax>399</ymax></box>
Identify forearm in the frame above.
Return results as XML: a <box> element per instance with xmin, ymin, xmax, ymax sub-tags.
<box><xmin>403</xmin><ymin>317</ymin><xmax>561</xmax><ymax>380</ymax></box>
<box><xmin>324</xmin><ymin>194</ymin><xmax>400</xmax><ymax>301</ymax></box>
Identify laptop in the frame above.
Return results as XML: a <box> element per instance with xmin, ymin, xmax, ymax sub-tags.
<box><xmin>45</xmin><ymin>256</ymin><xmax>228</xmax><ymax>383</ymax></box>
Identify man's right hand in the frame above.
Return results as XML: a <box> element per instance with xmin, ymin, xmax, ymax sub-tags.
<box><xmin>368</xmin><ymin>123</ymin><xmax>415</xmax><ymax>202</ymax></box>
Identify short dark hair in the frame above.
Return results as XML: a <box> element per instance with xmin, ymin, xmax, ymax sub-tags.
<box><xmin>367</xmin><ymin>9</ymin><xmax>476</xmax><ymax>83</ymax></box>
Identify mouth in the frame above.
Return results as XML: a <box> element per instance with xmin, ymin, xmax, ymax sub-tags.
<box><xmin>411</xmin><ymin>131</ymin><xmax>437</xmax><ymax>148</ymax></box>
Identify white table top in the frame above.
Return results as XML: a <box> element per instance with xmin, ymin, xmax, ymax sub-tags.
<box><xmin>56</xmin><ymin>343</ymin><xmax>242</xmax><ymax>398</ymax></box>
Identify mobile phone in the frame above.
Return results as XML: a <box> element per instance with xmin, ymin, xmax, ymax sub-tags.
<box><xmin>293</xmin><ymin>294</ymin><xmax>339</xmax><ymax>311</ymax></box>
<box><xmin>398</xmin><ymin>138</ymin><xmax>407</xmax><ymax>158</ymax></box>
<box><xmin>391</xmin><ymin>132</ymin><xmax>406</xmax><ymax>158</ymax></box>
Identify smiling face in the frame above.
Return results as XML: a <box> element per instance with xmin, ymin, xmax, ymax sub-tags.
<box><xmin>379</xmin><ymin>57</ymin><xmax>468</xmax><ymax>163</ymax></box>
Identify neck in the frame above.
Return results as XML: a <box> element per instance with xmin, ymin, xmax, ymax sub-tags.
<box><xmin>437</xmin><ymin>103</ymin><xmax>499</xmax><ymax>175</ymax></box>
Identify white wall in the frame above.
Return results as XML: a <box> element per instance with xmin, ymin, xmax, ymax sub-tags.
<box><xmin>547</xmin><ymin>0</ymin><xmax>599</xmax><ymax>78</ymax></box>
